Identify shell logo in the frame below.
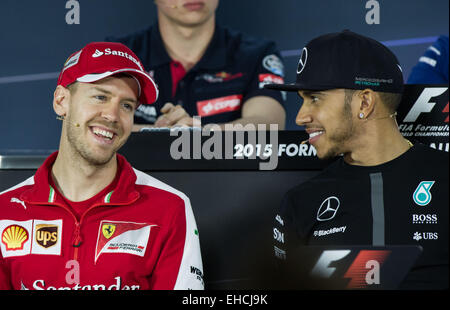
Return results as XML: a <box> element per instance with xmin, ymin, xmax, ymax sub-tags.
<box><xmin>1</xmin><ymin>225</ymin><xmax>29</xmax><ymax>251</ymax></box>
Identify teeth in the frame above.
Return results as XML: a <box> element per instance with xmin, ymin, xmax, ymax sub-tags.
<box><xmin>309</xmin><ymin>131</ymin><xmax>324</xmax><ymax>138</ymax></box>
<box><xmin>93</xmin><ymin>128</ymin><xmax>113</xmax><ymax>139</ymax></box>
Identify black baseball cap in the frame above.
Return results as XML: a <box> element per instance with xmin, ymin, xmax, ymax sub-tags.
<box><xmin>265</xmin><ymin>30</ymin><xmax>404</xmax><ymax>94</ymax></box>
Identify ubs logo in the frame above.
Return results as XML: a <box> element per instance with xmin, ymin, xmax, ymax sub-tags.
<box><xmin>317</xmin><ymin>196</ymin><xmax>340</xmax><ymax>221</ymax></box>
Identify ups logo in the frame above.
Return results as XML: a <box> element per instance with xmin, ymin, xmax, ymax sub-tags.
<box><xmin>35</xmin><ymin>224</ymin><xmax>58</xmax><ymax>248</ymax></box>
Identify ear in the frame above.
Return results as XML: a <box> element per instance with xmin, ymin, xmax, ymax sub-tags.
<box><xmin>357</xmin><ymin>89</ymin><xmax>376</xmax><ymax>120</ymax></box>
<box><xmin>53</xmin><ymin>85</ymin><xmax>71</xmax><ymax>117</ymax></box>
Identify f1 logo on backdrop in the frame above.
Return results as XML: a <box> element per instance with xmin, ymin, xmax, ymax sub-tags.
<box><xmin>403</xmin><ymin>87</ymin><xmax>448</xmax><ymax>123</ymax></box>
<box><xmin>311</xmin><ymin>250</ymin><xmax>390</xmax><ymax>289</ymax></box>
<box><xmin>397</xmin><ymin>86</ymin><xmax>449</xmax><ymax>152</ymax></box>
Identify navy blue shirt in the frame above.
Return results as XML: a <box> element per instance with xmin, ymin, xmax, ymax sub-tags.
<box><xmin>274</xmin><ymin>144</ymin><xmax>449</xmax><ymax>289</ymax></box>
<box><xmin>407</xmin><ymin>35</ymin><xmax>449</xmax><ymax>84</ymax></box>
<box><xmin>107</xmin><ymin>23</ymin><xmax>286</xmax><ymax>125</ymax></box>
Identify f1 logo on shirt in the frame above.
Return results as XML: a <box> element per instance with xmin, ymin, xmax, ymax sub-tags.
<box><xmin>413</xmin><ymin>181</ymin><xmax>435</xmax><ymax>206</ymax></box>
<box><xmin>317</xmin><ymin>196</ymin><xmax>340</xmax><ymax>221</ymax></box>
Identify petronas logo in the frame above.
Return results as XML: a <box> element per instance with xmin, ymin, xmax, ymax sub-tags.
<box><xmin>413</xmin><ymin>181</ymin><xmax>435</xmax><ymax>206</ymax></box>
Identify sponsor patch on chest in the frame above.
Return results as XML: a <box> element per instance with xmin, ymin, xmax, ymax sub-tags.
<box><xmin>196</xmin><ymin>94</ymin><xmax>243</xmax><ymax>117</ymax></box>
<box><xmin>95</xmin><ymin>221</ymin><xmax>156</xmax><ymax>263</ymax></box>
<box><xmin>0</xmin><ymin>219</ymin><xmax>63</xmax><ymax>258</ymax></box>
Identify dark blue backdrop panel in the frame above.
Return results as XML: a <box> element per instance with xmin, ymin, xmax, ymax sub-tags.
<box><xmin>0</xmin><ymin>0</ymin><xmax>448</xmax><ymax>151</ymax></box>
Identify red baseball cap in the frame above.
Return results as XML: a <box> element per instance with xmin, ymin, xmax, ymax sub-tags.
<box><xmin>57</xmin><ymin>42</ymin><xmax>158</xmax><ymax>105</ymax></box>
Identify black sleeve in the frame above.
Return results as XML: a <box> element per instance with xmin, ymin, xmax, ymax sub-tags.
<box><xmin>273</xmin><ymin>191</ymin><xmax>308</xmax><ymax>257</ymax></box>
<box><xmin>271</xmin><ymin>191</ymin><xmax>310</xmax><ymax>288</ymax></box>
<box><xmin>243</xmin><ymin>41</ymin><xmax>286</xmax><ymax>110</ymax></box>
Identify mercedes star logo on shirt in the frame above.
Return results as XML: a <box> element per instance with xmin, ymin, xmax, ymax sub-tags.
<box><xmin>317</xmin><ymin>196</ymin><xmax>340</xmax><ymax>221</ymax></box>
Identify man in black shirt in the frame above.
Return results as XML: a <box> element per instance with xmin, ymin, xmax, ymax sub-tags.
<box><xmin>265</xmin><ymin>30</ymin><xmax>448</xmax><ymax>289</ymax></box>
<box><xmin>107</xmin><ymin>0</ymin><xmax>286</xmax><ymax>131</ymax></box>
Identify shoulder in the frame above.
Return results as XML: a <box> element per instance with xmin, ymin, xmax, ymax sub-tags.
<box><xmin>132</xmin><ymin>168</ymin><xmax>190</xmax><ymax>208</ymax></box>
<box><xmin>0</xmin><ymin>175</ymin><xmax>35</xmax><ymax>200</ymax></box>
<box><xmin>0</xmin><ymin>176</ymin><xmax>35</xmax><ymax>216</ymax></box>
<box><xmin>411</xmin><ymin>143</ymin><xmax>449</xmax><ymax>164</ymax></box>
<box><xmin>434</xmin><ymin>35</ymin><xmax>449</xmax><ymax>54</ymax></box>
<box><xmin>105</xmin><ymin>24</ymin><xmax>155</xmax><ymax>49</ymax></box>
<box><xmin>221</xmin><ymin>26</ymin><xmax>280</xmax><ymax>57</ymax></box>
<box><xmin>283</xmin><ymin>161</ymin><xmax>341</xmax><ymax>204</ymax></box>
<box><xmin>410</xmin><ymin>144</ymin><xmax>449</xmax><ymax>177</ymax></box>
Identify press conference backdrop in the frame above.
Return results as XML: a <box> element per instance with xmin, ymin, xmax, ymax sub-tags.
<box><xmin>0</xmin><ymin>0</ymin><xmax>448</xmax><ymax>151</ymax></box>
<box><xmin>0</xmin><ymin>86</ymin><xmax>447</xmax><ymax>289</ymax></box>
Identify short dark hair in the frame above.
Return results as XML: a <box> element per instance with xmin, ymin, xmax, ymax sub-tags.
<box><xmin>344</xmin><ymin>89</ymin><xmax>402</xmax><ymax>113</ymax></box>
<box><xmin>377</xmin><ymin>91</ymin><xmax>403</xmax><ymax>112</ymax></box>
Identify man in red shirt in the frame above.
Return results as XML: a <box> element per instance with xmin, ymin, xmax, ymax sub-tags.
<box><xmin>0</xmin><ymin>42</ymin><xmax>204</xmax><ymax>290</ymax></box>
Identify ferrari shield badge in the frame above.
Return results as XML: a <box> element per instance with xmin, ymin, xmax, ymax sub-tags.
<box><xmin>102</xmin><ymin>224</ymin><xmax>116</xmax><ymax>239</ymax></box>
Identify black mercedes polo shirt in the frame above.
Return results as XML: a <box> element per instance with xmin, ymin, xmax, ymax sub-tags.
<box><xmin>107</xmin><ymin>23</ymin><xmax>286</xmax><ymax>125</ymax></box>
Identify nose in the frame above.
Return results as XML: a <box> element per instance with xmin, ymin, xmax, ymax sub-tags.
<box><xmin>295</xmin><ymin>104</ymin><xmax>313</xmax><ymax>126</ymax></box>
<box><xmin>101</xmin><ymin>100</ymin><xmax>121</xmax><ymax>123</ymax></box>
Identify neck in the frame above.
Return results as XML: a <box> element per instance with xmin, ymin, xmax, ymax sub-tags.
<box><xmin>158</xmin><ymin>14</ymin><xmax>215</xmax><ymax>71</ymax></box>
<box><xmin>51</xmin><ymin>146</ymin><xmax>117</xmax><ymax>202</ymax></box>
<box><xmin>343</xmin><ymin>119</ymin><xmax>411</xmax><ymax>166</ymax></box>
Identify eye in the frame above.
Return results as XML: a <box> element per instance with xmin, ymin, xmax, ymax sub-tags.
<box><xmin>93</xmin><ymin>95</ymin><xmax>107</xmax><ymax>102</ymax></box>
<box><xmin>122</xmin><ymin>102</ymin><xmax>135</xmax><ymax>112</ymax></box>
<box><xmin>310</xmin><ymin>95</ymin><xmax>319</xmax><ymax>103</ymax></box>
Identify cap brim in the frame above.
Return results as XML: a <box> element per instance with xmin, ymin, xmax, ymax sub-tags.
<box><xmin>265</xmin><ymin>82</ymin><xmax>341</xmax><ymax>93</ymax></box>
<box><xmin>77</xmin><ymin>68</ymin><xmax>159</xmax><ymax>105</ymax></box>
<box><xmin>264</xmin><ymin>83</ymin><xmax>305</xmax><ymax>92</ymax></box>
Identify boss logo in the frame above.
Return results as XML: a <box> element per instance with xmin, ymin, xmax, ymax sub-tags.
<box><xmin>412</xmin><ymin>214</ymin><xmax>438</xmax><ymax>224</ymax></box>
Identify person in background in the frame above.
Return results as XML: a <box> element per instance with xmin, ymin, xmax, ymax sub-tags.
<box><xmin>107</xmin><ymin>0</ymin><xmax>286</xmax><ymax>131</ymax></box>
<box><xmin>407</xmin><ymin>35</ymin><xmax>449</xmax><ymax>84</ymax></box>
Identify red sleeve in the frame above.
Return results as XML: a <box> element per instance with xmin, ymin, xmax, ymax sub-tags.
<box><xmin>0</xmin><ymin>257</ymin><xmax>12</xmax><ymax>290</ymax></box>
<box><xmin>148</xmin><ymin>197</ymin><xmax>204</xmax><ymax>290</ymax></box>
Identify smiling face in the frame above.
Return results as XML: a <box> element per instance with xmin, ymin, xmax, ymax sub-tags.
<box><xmin>296</xmin><ymin>89</ymin><xmax>356</xmax><ymax>159</ymax></box>
<box><xmin>156</xmin><ymin>0</ymin><xmax>219</xmax><ymax>27</ymax></box>
<box><xmin>55</xmin><ymin>75</ymin><xmax>139</xmax><ymax>166</ymax></box>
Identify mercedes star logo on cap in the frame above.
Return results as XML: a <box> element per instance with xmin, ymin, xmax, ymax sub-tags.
<box><xmin>296</xmin><ymin>47</ymin><xmax>308</xmax><ymax>74</ymax></box>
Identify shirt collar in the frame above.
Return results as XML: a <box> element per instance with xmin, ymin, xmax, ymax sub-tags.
<box><xmin>149</xmin><ymin>22</ymin><xmax>227</xmax><ymax>70</ymax></box>
<box><xmin>20</xmin><ymin>152</ymin><xmax>139</xmax><ymax>206</ymax></box>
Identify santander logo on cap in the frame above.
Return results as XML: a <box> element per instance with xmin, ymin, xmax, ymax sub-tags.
<box><xmin>92</xmin><ymin>49</ymin><xmax>104</xmax><ymax>58</ymax></box>
<box><xmin>90</xmin><ymin>47</ymin><xmax>144</xmax><ymax>71</ymax></box>
<box><xmin>57</xmin><ymin>42</ymin><xmax>159</xmax><ymax>105</ymax></box>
